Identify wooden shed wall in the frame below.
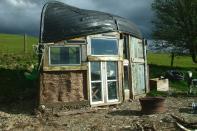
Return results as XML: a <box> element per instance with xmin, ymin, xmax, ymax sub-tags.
<box><xmin>39</xmin><ymin>71</ymin><xmax>87</xmax><ymax>104</ymax></box>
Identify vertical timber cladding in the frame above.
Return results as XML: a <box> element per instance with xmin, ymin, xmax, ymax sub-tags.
<box><xmin>40</xmin><ymin>71</ymin><xmax>88</xmax><ymax>104</ymax></box>
<box><xmin>129</xmin><ymin>36</ymin><xmax>146</xmax><ymax>98</ymax></box>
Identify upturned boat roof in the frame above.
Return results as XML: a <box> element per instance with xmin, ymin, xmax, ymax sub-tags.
<box><xmin>39</xmin><ymin>1</ymin><xmax>142</xmax><ymax>43</ymax></box>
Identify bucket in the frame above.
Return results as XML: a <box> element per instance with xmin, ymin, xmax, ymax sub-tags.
<box><xmin>139</xmin><ymin>97</ymin><xmax>166</xmax><ymax>114</ymax></box>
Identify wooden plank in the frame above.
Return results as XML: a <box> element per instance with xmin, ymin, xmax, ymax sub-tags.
<box><xmin>54</xmin><ymin>109</ymin><xmax>97</xmax><ymax>117</ymax></box>
<box><xmin>43</xmin><ymin>65</ymin><xmax>87</xmax><ymax>71</ymax></box>
<box><xmin>119</xmin><ymin>39</ymin><xmax>124</xmax><ymax>58</ymax></box>
<box><xmin>43</xmin><ymin>46</ymin><xmax>49</xmax><ymax>68</ymax></box>
<box><xmin>81</xmin><ymin>44</ymin><xmax>87</xmax><ymax>62</ymax></box>
<box><xmin>128</xmin><ymin>36</ymin><xmax>135</xmax><ymax>99</ymax></box>
<box><xmin>55</xmin><ymin>37</ymin><xmax>86</xmax><ymax>44</ymax></box>
<box><xmin>88</xmin><ymin>56</ymin><xmax>123</xmax><ymax>61</ymax></box>
<box><xmin>40</xmin><ymin>100</ymin><xmax>90</xmax><ymax>109</ymax></box>
<box><xmin>118</xmin><ymin>61</ymin><xmax>124</xmax><ymax>102</ymax></box>
<box><xmin>144</xmin><ymin>39</ymin><xmax>149</xmax><ymax>93</ymax></box>
<box><xmin>88</xmin><ymin>32</ymin><xmax>120</xmax><ymax>38</ymax></box>
<box><xmin>87</xmin><ymin>63</ymin><xmax>90</xmax><ymax>103</ymax></box>
<box><xmin>131</xmin><ymin>58</ymin><xmax>145</xmax><ymax>63</ymax></box>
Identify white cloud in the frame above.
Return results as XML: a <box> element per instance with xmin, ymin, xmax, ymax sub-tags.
<box><xmin>6</xmin><ymin>0</ymin><xmax>37</xmax><ymax>7</ymax></box>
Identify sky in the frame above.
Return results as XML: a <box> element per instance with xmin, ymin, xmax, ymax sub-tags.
<box><xmin>0</xmin><ymin>0</ymin><xmax>154</xmax><ymax>38</ymax></box>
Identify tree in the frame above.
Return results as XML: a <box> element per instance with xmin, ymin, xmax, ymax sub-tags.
<box><xmin>152</xmin><ymin>0</ymin><xmax>197</xmax><ymax>63</ymax></box>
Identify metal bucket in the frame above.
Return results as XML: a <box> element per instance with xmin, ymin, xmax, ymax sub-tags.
<box><xmin>139</xmin><ymin>97</ymin><xmax>166</xmax><ymax>114</ymax></box>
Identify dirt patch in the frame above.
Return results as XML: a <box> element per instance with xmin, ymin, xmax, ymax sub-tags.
<box><xmin>0</xmin><ymin>97</ymin><xmax>197</xmax><ymax>131</ymax></box>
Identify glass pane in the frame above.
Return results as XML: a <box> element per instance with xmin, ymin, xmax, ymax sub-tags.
<box><xmin>69</xmin><ymin>47</ymin><xmax>80</xmax><ymax>64</ymax></box>
<box><xmin>50</xmin><ymin>46</ymin><xmax>80</xmax><ymax>65</ymax></box>
<box><xmin>108</xmin><ymin>81</ymin><xmax>117</xmax><ymax>100</ymax></box>
<box><xmin>92</xmin><ymin>82</ymin><xmax>102</xmax><ymax>102</ymax></box>
<box><xmin>50</xmin><ymin>47</ymin><xmax>61</xmax><ymax>64</ymax></box>
<box><xmin>91</xmin><ymin>62</ymin><xmax>101</xmax><ymax>81</ymax></box>
<box><xmin>107</xmin><ymin>62</ymin><xmax>117</xmax><ymax>80</ymax></box>
<box><xmin>124</xmin><ymin>66</ymin><xmax>129</xmax><ymax>89</ymax></box>
<box><xmin>91</xmin><ymin>39</ymin><xmax>118</xmax><ymax>55</ymax></box>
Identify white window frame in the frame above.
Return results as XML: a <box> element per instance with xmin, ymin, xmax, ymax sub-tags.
<box><xmin>89</xmin><ymin>61</ymin><xmax>119</xmax><ymax>106</ymax></box>
<box><xmin>105</xmin><ymin>62</ymin><xmax>119</xmax><ymax>103</ymax></box>
<box><xmin>87</xmin><ymin>36</ymin><xmax>119</xmax><ymax>56</ymax></box>
<box><xmin>89</xmin><ymin>62</ymin><xmax>105</xmax><ymax>105</ymax></box>
<box><xmin>49</xmin><ymin>45</ymin><xmax>81</xmax><ymax>66</ymax></box>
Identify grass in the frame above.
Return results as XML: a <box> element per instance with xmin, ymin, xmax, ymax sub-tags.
<box><xmin>147</xmin><ymin>52</ymin><xmax>197</xmax><ymax>96</ymax></box>
<box><xmin>0</xmin><ymin>33</ymin><xmax>38</xmax><ymax>53</ymax></box>
<box><xmin>0</xmin><ymin>33</ymin><xmax>38</xmax><ymax>103</ymax></box>
<box><xmin>0</xmin><ymin>54</ymin><xmax>38</xmax><ymax>104</ymax></box>
<box><xmin>148</xmin><ymin>52</ymin><xmax>196</xmax><ymax>68</ymax></box>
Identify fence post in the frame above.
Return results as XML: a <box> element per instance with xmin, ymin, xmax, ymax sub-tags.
<box><xmin>24</xmin><ymin>34</ymin><xmax>27</xmax><ymax>53</ymax></box>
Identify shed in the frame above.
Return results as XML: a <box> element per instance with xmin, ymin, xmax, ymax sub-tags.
<box><xmin>38</xmin><ymin>1</ymin><xmax>149</xmax><ymax>107</ymax></box>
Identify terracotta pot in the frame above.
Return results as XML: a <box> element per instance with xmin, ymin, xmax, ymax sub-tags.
<box><xmin>139</xmin><ymin>97</ymin><xmax>166</xmax><ymax>114</ymax></box>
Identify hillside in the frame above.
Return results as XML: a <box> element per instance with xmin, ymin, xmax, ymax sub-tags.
<box><xmin>0</xmin><ymin>33</ymin><xmax>38</xmax><ymax>53</ymax></box>
<box><xmin>148</xmin><ymin>52</ymin><xmax>196</xmax><ymax>68</ymax></box>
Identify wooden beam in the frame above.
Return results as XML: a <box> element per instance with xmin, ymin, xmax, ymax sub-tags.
<box><xmin>43</xmin><ymin>65</ymin><xmax>87</xmax><ymax>71</ymax></box>
<box><xmin>88</xmin><ymin>56</ymin><xmax>123</xmax><ymax>61</ymax></box>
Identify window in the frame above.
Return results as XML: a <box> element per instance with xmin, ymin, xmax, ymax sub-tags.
<box><xmin>49</xmin><ymin>46</ymin><xmax>80</xmax><ymax>65</ymax></box>
<box><xmin>91</xmin><ymin>38</ymin><xmax>118</xmax><ymax>55</ymax></box>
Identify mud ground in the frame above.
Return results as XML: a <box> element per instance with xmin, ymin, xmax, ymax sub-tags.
<box><xmin>0</xmin><ymin>97</ymin><xmax>197</xmax><ymax>131</ymax></box>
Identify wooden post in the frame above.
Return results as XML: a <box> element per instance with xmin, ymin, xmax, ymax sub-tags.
<box><xmin>24</xmin><ymin>34</ymin><xmax>27</xmax><ymax>53</ymax></box>
<box><xmin>170</xmin><ymin>52</ymin><xmax>174</xmax><ymax>67</ymax></box>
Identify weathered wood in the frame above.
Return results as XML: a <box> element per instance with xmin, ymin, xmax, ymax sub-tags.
<box><xmin>81</xmin><ymin>44</ymin><xmax>87</xmax><ymax>62</ymax></box>
<box><xmin>171</xmin><ymin>114</ymin><xmax>197</xmax><ymax>129</ymax></box>
<box><xmin>54</xmin><ymin>109</ymin><xmax>97</xmax><ymax>117</ymax></box>
<box><xmin>131</xmin><ymin>58</ymin><xmax>145</xmax><ymax>63</ymax></box>
<box><xmin>41</xmin><ymin>100</ymin><xmax>89</xmax><ymax>109</ymax></box>
<box><xmin>88</xmin><ymin>32</ymin><xmax>119</xmax><ymax>38</ymax></box>
<box><xmin>128</xmin><ymin>36</ymin><xmax>134</xmax><ymax>99</ymax></box>
<box><xmin>43</xmin><ymin>65</ymin><xmax>87</xmax><ymax>71</ymax></box>
<box><xmin>118</xmin><ymin>61</ymin><xmax>124</xmax><ymax>102</ymax></box>
<box><xmin>143</xmin><ymin>39</ymin><xmax>149</xmax><ymax>93</ymax></box>
<box><xmin>88</xmin><ymin>56</ymin><xmax>123</xmax><ymax>61</ymax></box>
<box><xmin>55</xmin><ymin>37</ymin><xmax>86</xmax><ymax>44</ymax></box>
<box><xmin>119</xmin><ymin>39</ymin><xmax>124</xmax><ymax>58</ymax></box>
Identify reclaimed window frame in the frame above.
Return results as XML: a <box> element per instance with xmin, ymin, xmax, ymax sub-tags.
<box><xmin>88</xmin><ymin>37</ymin><xmax>119</xmax><ymax>56</ymax></box>
<box><xmin>49</xmin><ymin>45</ymin><xmax>81</xmax><ymax>66</ymax></box>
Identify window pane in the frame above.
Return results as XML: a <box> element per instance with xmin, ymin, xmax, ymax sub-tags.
<box><xmin>50</xmin><ymin>46</ymin><xmax>80</xmax><ymax>65</ymax></box>
<box><xmin>107</xmin><ymin>62</ymin><xmax>117</xmax><ymax>80</ymax></box>
<box><xmin>92</xmin><ymin>82</ymin><xmax>102</xmax><ymax>102</ymax></box>
<box><xmin>108</xmin><ymin>81</ymin><xmax>117</xmax><ymax>100</ymax></box>
<box><xmin>91</xmin><ymin>62</ymin><xmax>101</xmax><ymax>81</ymax></box>
<box><xmin>91</xmin><ymin>39</ymin><xmax>118</xmax><ymax>55</ymax></box>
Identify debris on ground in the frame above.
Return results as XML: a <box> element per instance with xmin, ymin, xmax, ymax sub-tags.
<box><xmin>0</xmin><ymin>97</ymin><xmax>197</xmax><ymax>131</ymax></box>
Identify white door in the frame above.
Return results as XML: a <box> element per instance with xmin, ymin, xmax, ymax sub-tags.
<box><xmin>90</xmin><ymin>61</ymin><xmax>119</xmax><ymax>105</ymax></box>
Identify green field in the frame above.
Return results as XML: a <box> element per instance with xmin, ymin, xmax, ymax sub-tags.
<box><xmin>148</xmin><ymin>52</ymin><xmax>196</xmax><ymax>68</ymax></box>
<box><xmin>0</xmin><ymin>33</ymin><xmax>38</xmax><ymax>53</ymax></box>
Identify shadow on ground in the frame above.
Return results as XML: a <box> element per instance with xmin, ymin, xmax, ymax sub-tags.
<box><xmin>0</xmin><ymin>68</ymin><xmax>37</xmax><ymax>115</ymax></box>
<box><xmin>179</xmin><ymin>107</ymin><xmax>194</xmax><ymax>114</ymax></box>
<box><xmin>108</xmin><ymin>110</ymin><xmax>142</xmax><ymax>116</ymax></box>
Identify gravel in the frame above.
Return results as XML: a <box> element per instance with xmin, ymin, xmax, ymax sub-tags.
<box><xmin>0</xmin><ymin>97</ymin><xmax>197</xmax><ymax>131</ymax></box>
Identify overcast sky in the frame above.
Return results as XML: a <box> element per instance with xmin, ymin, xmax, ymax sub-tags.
<box><xmin>0</xmin><ymin>0</ymin><xmax>154</xmax><ymax>38</ymax></box>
